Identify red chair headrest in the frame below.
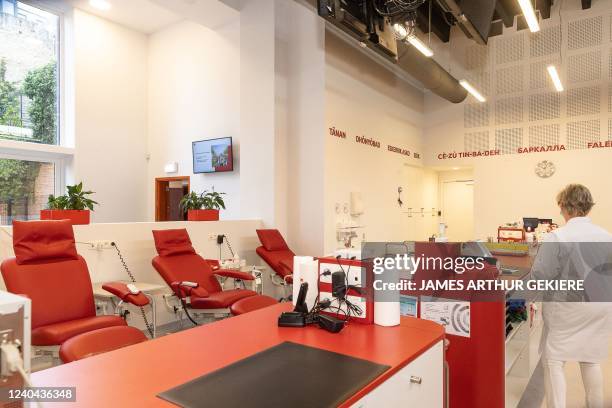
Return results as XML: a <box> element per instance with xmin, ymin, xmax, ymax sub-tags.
<box><xmin>152</xmin><ymin>229</ymin><xmax>196</xmax><ymax>257</ymax></box>
<box><xmin>12</xmin><ymin>220</ymin><xmax>78</xmax><ymax>265</ymax></box>
<box><xmin>256</xmin><ymin>229</ymin><xmax>289</xmax><ymax>251</ymax></box>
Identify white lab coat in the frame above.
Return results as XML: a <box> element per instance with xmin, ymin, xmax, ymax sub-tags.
<box><xmin>531</xmin><ymin>217</ymin><xmax>612</xmax><ymax>363</ymax></box>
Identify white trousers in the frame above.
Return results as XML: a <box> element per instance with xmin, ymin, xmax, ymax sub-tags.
<box><xmin>543</xmin><ymin>359</ymin><xmax>603</xmax><ymax>408</ymax></box>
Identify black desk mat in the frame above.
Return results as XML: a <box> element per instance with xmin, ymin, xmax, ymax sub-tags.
<box><xmin>158</xmin><ymin>341</ymin><xmax>390</xmax><ymax>408</ymax></box>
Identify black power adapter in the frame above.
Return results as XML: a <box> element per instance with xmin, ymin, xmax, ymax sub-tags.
<box><xmin>318</xmin><ymin>314</ymin><xmax>345</xmax><ymax>333</ymax></box>
<box><xmin>331</xmin><ymin>271</ymin><xmax>347</xmax><ymax>299</ymax></box>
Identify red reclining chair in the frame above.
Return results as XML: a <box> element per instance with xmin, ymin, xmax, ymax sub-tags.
<box><xmin>256</xmin><ymin>230</ymin><xmax>294</xmax><ymax>297</ymax></box>
<box><xmin>151</xmin><ymin>229</ymin><xmax>276</xmax><ymax>321</ymax></box>
<box><xmin>0</xmin><ymin>220</ymin><xmax>149</xmax><ymax>364</ymax></box>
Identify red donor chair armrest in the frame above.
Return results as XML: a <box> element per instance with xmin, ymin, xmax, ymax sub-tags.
<box><xmin>170</xmin><ymin>281</ymin><xmax>209</xmax><ymax>300</ymax></box>
<box><xmin>205</xmin><ymin>259</ymin><xmax>221</xmax><ymax>271</ymax></box>
<box><xmin>101</xmin><ymin>282</ymin><xmax>150</xmax><ymax>307</ymax></box>
<box><xmin>214</xmin><ymin>270</ymin><xmax>255</xmax><ymax>281</ymax></box>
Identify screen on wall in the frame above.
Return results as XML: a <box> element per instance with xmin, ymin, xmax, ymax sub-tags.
<box><xmin>192</xmin><ymin>137</ymin><xmax>234</xmax><ymax>174</ymax></box>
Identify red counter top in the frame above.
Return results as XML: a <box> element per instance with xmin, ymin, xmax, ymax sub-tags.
<box><xmin>32</xmin><ymin>303</ymin><xmax>444</xmax><ymax>407</ymax></box>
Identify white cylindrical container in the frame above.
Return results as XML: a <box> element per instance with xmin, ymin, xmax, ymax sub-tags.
<box><xmin>373</xmin><ymin>265</ymin><xmax>400</xmax><ymax>326</ymax></box>
<box><xmin>374</xmin><ymin>301</ymin><xmax>401</xmax><ymax>326</ymax></box>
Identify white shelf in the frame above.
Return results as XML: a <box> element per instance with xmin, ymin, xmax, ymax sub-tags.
<box><xmin>505</xmin><ymin>303</ymin><xmax>544</xmax><ymax>408</ymax></box>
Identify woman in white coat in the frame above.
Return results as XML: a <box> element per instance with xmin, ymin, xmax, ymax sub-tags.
<box><xmin>532</xmin><ymin>184</ymin><xmax>612</xmax><ymax>408</ymax></box>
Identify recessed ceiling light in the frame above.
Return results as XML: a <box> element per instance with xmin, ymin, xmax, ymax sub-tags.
<box><xmin>546</xmin><ymin>65</ymin><xmax>564</xmax><ymax>92</ymax></box>
<box><xmin>459</xmin><ymin>80</ymin><xmax>486</xmax><ymax>102</ymax></box>
<box><xmin>517</xmin><ymin>0</ymin><xmax>540</xmax><ymax>33</ymax></box>
<box><xmin>89</xmin><ymin>0</ymin><xmax>111</xmax><ymax>11</ymax></box>
<box><xmin>392</xmin><ymin>23</ymin><xmax>408</xmax><ymax>41</ymax></box>
<box><xmin>407</xmin><ymin>35</ymin><xmax>434</xmax><ymax>57</ymax></box>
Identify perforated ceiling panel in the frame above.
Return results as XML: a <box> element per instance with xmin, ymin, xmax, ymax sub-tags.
<box><xmin>568</xmin><ymin>51</ymin><xmax>602</xmax><ymax>83</ymax></box>
<box><xmin>496</xmin><ymin>65</ymin><xmax>524</xmax><ymax>94</ymax></box>
<box><xmin>460</xmin><ymin>6</ymin><xmax>612</xmax><ymax>156</ymax></box>
<box><xmin>529</xmin><ymin>124</ymin><xmax>560</xmax><ymax>147</ymax></box>
<box><xmin>466</xmin><ymin>71</ymin><xmax>491</xmax><ymax>95</ymax></box>
<box><xmin>529</xmin><ymin>93</ymin><xmax>561</xmax><ymax>121</ymax></box>
<box><xmin>529</xmin><ymin>26</ymin><xmax>561</xmax><ymax>57</ymax></box>
<box><xmin>566</xmin><ymin>86</ymin><xmax>600</xmax><ymax>116</ymax></box>
<box><xmin>566</xmin><ymin>120</ymin><xmax>600</xmax><ymax>149</ymax></box>
<box><xmin>464</xmin><ymin>131</ymin><xmax>490</xmax><ymax>152</ymax></box>
<box><xmin>466</xmin><ymin>44</ymin><xmax>489</xmax><ymax>70</ymax></box>
<box><xmin>495</xmin><ymin>128</ymin><xmax>523</xmax><ymax>154</ymax></box>
<box><xmin>567</xmin><ymin>16</ymin><xmax>603</xmax><ymax>50</ymax></box>
<box><xmin>529</xmin><ymin>124</ymin><xmax>561</xmax><ymax>147</ymax></box>
<box><xmin>464</xmin><ymin>103</ymin><xmax>489</xmax><ymax>128</ymax></box>
<box><xmin>530</xmin><ymin>59</ymin><xmax>559</xmax><ymax>90</ymax></box>
<box><xmin>495</xmin><ymin>34</ymin><xmax>524</xmax><ymax>65</ymax></box>
<box><xmin>496</xmin><ymin>96</ymin><xmax>524</xmax><ymax>124</ymax></box>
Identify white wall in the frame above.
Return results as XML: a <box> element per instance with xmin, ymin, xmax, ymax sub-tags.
<box><xmin>147</xmin><ymin>20</ymin><xmax>241</xmax><ymax>220</ymax></box>
<box><xmin>275</xmin><ymin>0</ymin><xmax>327</xmax><ymax>256</ymax></box>
<box><xmin>423</xmin><ymin>0</ymin><xmax>612</xmax><ymax>239</ymax></box>
<box><xmin>72</xmin><ymin>10</ymin><xmax>148</xmax><ymax>223</ymax></box>
<box><xmin>238</xmin><ymin>0</ymin><xmax>276</xmax><ymax>226</ymax></box>
<box><xmin>323</xmin><ymin>34</ymin><xmax>433</xmax><ymax>252</ymax></box>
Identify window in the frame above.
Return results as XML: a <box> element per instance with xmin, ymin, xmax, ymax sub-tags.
<box><xmin>0</xmin><ymin>157</ymin><xmax>56</xmax><ymax>224</ymax></box>
<box><xmin>0</xmin><ymin>1</ymin><xmax>60</xmax><ymax>145</ymax></box>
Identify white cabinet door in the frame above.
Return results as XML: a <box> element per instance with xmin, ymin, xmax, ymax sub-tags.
<box><xmin>351</xmin><ymin>340</ymin><xmax>444</xmax><ymax>408</ymax></box>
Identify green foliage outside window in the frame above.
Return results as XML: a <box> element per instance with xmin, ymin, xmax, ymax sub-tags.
<box><xmin>0</xmin><ymin>58</ymin><xmax>58</xmax><ymax>203</ymax></box>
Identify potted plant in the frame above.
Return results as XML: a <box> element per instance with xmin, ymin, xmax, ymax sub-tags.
<box><xmin>180</xmin><ymin>189</ymin><xmax>225</xmax><ymax>221</ymax></box>
<box><xmin>40</xmin><ymin>182</ymin><xmax>98</xmax><ymax>225</ymax></box>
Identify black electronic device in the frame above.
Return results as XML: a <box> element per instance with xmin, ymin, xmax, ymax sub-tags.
<box><xmin>278</xmin><ymin>312</ymin><xmax>306</xmax><ymax>327</ymax></box>
<box><xmin>293</xmin><ymin>282</ymin><xmax>309</xmax><ymax>314</ymax></box>
<box><xmin>332</xmin><ymin>271</ymin><xmax>347</xmax><ymax>300</ymax></box>
<box><xmin>523</xmin><ymin>217</ymin><xmax>540</xmax><ymax>231</ymax></box>
<box><xmin>318</xmin><ymin>314</ymin><xmax>345</xmax><ymax>333</ymax></box>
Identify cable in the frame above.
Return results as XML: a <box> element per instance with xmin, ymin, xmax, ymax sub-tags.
<box><xmin>111</xmin><ymin>243</ymin><xmax>155</xmax><ymax>338</ymax></box>
<box><xmin>0</xmin><ymin>343</ymin><xmax>42</xmax><ymax>408</ymax></box>
<box><xmin>179</xmin><ymin>297</ymin><xmax>200</xmax><ymax>326</ymax></box>
<box><xmin>373</xmin><ymin>0</ymin><xmax>425</xmax><ymax>16</ymax></box>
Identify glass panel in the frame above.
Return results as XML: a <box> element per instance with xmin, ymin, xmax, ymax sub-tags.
<box><xmin>0</xmin><ymin>1</ymin><xmax>59</xmax><ymax>144</ymax></box>
<box><xmin>0</xmin><ymin>157</ymin><xmax>55</xmax><ymax>224</ymax></box>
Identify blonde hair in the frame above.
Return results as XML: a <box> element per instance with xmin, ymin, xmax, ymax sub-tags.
<box><xmin>556</xmin><ymin>184</ymin><xmax>595</xmax><ymax>217</ymax></box>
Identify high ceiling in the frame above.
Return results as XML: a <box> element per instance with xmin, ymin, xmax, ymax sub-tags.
<box><xmin>63</xmin><ymin>0</ymin><xmax>240</xmax><ymax>34</ymax></box>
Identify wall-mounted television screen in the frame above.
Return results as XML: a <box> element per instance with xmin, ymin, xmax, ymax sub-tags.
<box><xmin>192</xmin><ymin>137</ymin><xmax>234</xmax><ymax>174</ymax></box>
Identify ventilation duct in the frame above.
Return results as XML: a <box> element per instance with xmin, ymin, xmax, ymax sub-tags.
<box><xmin>396</xmin><ymin>41</ymin><xmax>467</xmax><ymax>103</ymax></box>
<box><xmin>317</xmin><ymin>0</ymin><xmax>467</xmax><ymax>103</ymax></box>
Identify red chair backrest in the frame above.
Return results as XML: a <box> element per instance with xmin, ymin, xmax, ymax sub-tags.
<box><xmin>151</xmin><ymin>229</ymin><xmax>222</xmax><ymax>294</ymax></box>
<box><xmin>0</xmin><ymin>220</ymin><xmax>96</xmax><ymax>329</ymax></box>
<box><xmin>255</xmin><ymin>229</ymin><xmax>295</xmax><ymax>278</ymax></box>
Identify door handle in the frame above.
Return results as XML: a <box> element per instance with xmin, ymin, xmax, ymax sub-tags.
<box><xmin>409</xmin><ymin>376</ymin><xmax>422</xmax><ymax>384</ymax></box>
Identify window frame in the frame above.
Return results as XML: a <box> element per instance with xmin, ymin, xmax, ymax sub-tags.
<box><xmin>0</xmin><ymin>0</ymin><xmax>72</xmax><ymax>201</ymax></box>
<box><xmin>0</xmin><ymin>150</ymin><xmax>66</xmax><ymax>197</ymax></box>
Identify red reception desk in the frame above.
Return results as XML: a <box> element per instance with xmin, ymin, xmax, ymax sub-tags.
<box><xmin>32</xmin><ymin>303</ymin><xmax>445</xmax><ymax>407</ymax></box>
